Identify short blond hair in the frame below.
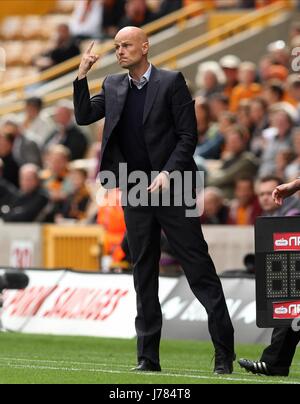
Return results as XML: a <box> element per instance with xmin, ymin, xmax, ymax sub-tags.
<box><xmin>47</xmin><ymin>144</ymin><xmax>71</xmax><ymax>160</ymax></box>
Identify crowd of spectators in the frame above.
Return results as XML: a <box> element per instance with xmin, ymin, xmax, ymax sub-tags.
<box><xmin>2</xmin><ymin>0</ymin><xmax>300</xmax><ymax>270</ymax></box>
<box><xmin>196</xmin><ymin>21</ymin><xmax>300</xmax><ymax>226</ymax></box>
<box><xmin>32</xmin><ymin>0</ymin><xmax>293</xmax><ymax>71</ymax></box>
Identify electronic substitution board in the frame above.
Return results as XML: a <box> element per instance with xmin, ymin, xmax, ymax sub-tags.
<box><xmin>256</xmin><ymin>217</ymin><xmax>300</xmax><ymax>328</ymax></box>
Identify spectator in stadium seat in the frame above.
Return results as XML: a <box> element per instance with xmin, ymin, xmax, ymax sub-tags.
<box><xmin>219</xmin><ymin>55</ymin><xmax>241</xmax><ymax>99</ymax></box>
<box><xmin>43</xmin><ymin>101</ymin><xmax>88</xmax><ymax>161</ymax></box>
<box><xmin>285</xmin><ymin>128</ymin><xmax>300</xmax><ymax>181</ymax></box>
<box><xmin>267</xmin><ymin>65</ymin><xmax>289</xmax><ymax>83</ymax></box>
<box><xmin>194</xmin><ymin>97</ymin><xmax>218</xmax><ymax>147</ymax></box>
<box><xmin>0</xmin><ymin>158</ymin><xmax>18</xmax><ymax>218</ymax></box>
<box><xmin>287</xmin><ymin>75</ymin><xmax>300</xmax><ymax>121</ymax></box>
<box><xmin>0</xmin><ymin>133</ymin><xmax>20</xmax><ymax>188</ymax></box>
<box><xmin>290</xmin><ymin>21</ymin><xmax>300</xmax><ymax>42</ymax></box>
<box><xmin>267</xmin><ymin>40</ymin><xmax>290</xmax><ymax>69</ymax></box>
<box><xmin>57</xmin><ymin>168</ymin><xmax>91</xmax><ymax>222</ymax></box>
<box><xmin>1</xmin><ymin>120</ymin><xmax>42</xmax><ymax>168</ymax></box>
<box><xmin>195</xmin><ymin>61</ymin><xmax>226</xmax><ymax>100</ymax></box>
<box><xmin>230</xmin><ymin>62</ymin><xmax>262</xmax><ymax>112</ymax></box>
<box><xmin>2</xmin><ymin>164</ymin><xmax>49</xmax><ymax>223</ymax></box>
<box><xmin>195</xmin><ymin>111</ymin><xmax>236</xmax><ymax>160</ymax></box>
<box><xmin>70</xmin><ymin>0</ymin><xmax>103</xmax><ymax>41</ymax></box>
<box><xmin>236</xmin><ymin>100</ymin><xmax>255</xmax><ymax>139</ymax></box>
<box><xmin>274</xmin><ymin>149</ymin><xmax>295</xmax><ymax>181</ymax></box>
<box><xmin>208</xmin><ymin>125</ymin><xmax>259</xmax><ymax>199</ymax></box>
<box><xmin>208</xmin><ymin>94</ymin><xmax>230</xmax><ymax>122</ymax></box>
<box><xmin>118</xmin><ymin>0</ymin><xmax>156</xmax><ymax>29</ymax></box>
<box><xmin>259</xmin><ymin>108</ymin><xmax>294</xmax><ymax>177</ymax></box>
<box><xmin>263</xmin><ymin>80</ymin><xmax>285</xmax><ymax>106</ymax></box>
<box><xmin>41</xmin><ymin>145</ymin><xmax>73</xmax><ymax>222</ymax></box>
<box><xmin>258</xmin><ymin>55</ymin><xmax>274</xmax><ymax>83</ymax></box>
<box><xmin>200</xmin><ymin>187</ymin><xmax>229</xmax><ymax>225</ymax></box>
<box><xmin>156</xmin><ymin>0</ymin><xmax>182</xmax><ymax>18</ymax></box>
<box><xmin>21</xmin><ymin>97</ymin><xmax>55</xmax><ymax>148</ymax></box>
<box><xmin>257</xmin><ymin>176</ymin><xmax>300</xmax><ymax>217</ymax></box>
<box><xmin>228</xmin><ymin>177</ymin><xmax>262</xmax><ymax>225</ymax></box>
<box><xmin>102</xmin><ymin>0</ymin><xmax>126</xmax><ymax>38</ymax></box>
<box><xmin>33</xmin><ymin>24</ymin><xmax>80</xmax><ymax>71</ymax></box>
<box><xmin>249</xmin><ymin>97</ymin><xmax>269</xmax><ymax>157</ymax></box>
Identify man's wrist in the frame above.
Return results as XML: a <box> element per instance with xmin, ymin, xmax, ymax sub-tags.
<box><xmin>78</xmin><ymin>73</ymin><xmax>87</xmax><ymax>81</ymax></box>
<box><xmin>161</xmin><ymin>171</ymin><xmax>170</xmax><ymax>178</ymax></box>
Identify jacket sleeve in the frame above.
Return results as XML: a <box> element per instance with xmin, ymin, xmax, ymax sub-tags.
<box><xmin>208</xmin><ymin>155</ymin><xmax>259</xmax><ymax>188</ymax></box>
<box><xmin>73</xmin><ymin>77</ymin><xmax>106</xmax><ymax>126</ymax></box>
<box><xmin>162</xmin><ymin>72</ymin><xmax>198</xmax><ymax>173</ymax></box>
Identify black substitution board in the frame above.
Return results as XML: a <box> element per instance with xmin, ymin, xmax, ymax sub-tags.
<box><xmin>256</xmin><ymin>217</ymin><xmax>300</xmax><ymax>328</ymax></box>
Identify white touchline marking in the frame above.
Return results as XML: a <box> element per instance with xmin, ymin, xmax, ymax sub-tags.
<box><xmin>0</xmin><ymin>361</ymin><xmax>298</xmax><ymax>384</ymax></box>
<box><xmin>0</xmin><ymin>357</ymin><xmax>271</xmax><ymax>377</ymax></box>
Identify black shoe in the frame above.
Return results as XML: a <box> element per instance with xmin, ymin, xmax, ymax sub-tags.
<box><xmin>131</xmin><ymin>359</ymin><xmax>161</xmax><ymax>372</ymax></box>
<box><xmin>238</xmin><ymin>358</ymin><xmax>289</xmax><ymax>377</ymax></box>
<box><xmin>214</xmin><ymin>352</ymin><xmax>236</xmax><ymax>375</ymax></box>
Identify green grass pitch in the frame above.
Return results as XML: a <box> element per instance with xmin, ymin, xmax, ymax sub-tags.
<box><xmin>0</xmin><ymin>333</ymin><xmax>299</xmax><ymax>384</ymax></box>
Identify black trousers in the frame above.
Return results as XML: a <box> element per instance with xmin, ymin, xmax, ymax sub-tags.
<box><xmin>123</xmin><ymin>202</ymin><xmax>235</xmax><ymax>365</ymax></box>
<box><xmin>261</xmin><ymin>328</ymin><xmax>300</xmax><ymax>375</ymax></box>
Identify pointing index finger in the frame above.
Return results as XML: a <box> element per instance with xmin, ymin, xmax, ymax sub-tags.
<box><xmin>86</xmin><ymin>41</ymin><xmax>95</xmax><ymax>54</ymax></box>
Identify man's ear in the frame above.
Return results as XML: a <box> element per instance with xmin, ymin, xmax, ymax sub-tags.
<box><xmin>142</xmin><ymin>41</ymin><xmax>149</xmax><ymax>55</ymax></box>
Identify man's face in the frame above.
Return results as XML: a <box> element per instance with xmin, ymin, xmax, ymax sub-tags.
<box><xmin>250</xmin><ymin>102</ymin><xmax>264</xmax><ymax>124</ymax></box>
<box><xmin>20</xmin><ymin>171</ymin><xmax>39</xmax><ymax>194</ymax></box>
<box><xmin>49</xmin><ymin>153</ymin><xmax>68</xmax><ymax>175</ymax></box>
<box><xmin>271</xmin><ymin>111</ymin><xmax>291</xmax><ymax>135</ymax></box>
<box><xmin>114</xmin><ymin>29</ymin><xmax>149</xmax><ymax>69</ymax></box>
<box><xmin>258</xmin><ymin>181</ymin><xmax>279</xmax><ymax>213</ymax></box>
<box><xmin>126</xmin><ymin>0</ymin><xmax>146</xmax><ymax>18</ymax></box>
<box><xmin>204</xmin><ymin>192</ymin><xmax>222</xmax><ymax>217</ymax></box>
<box><xmin>235</xmin><ymin>181</ymin><xmax>254</xmax><ymax>207</ymax></box>
<box><xmin>226</xmin><ymin>132</ymin><xmax>245</xmax><ymax>155</ymax></box>
<box><xmin>223</xmin><ymin>67</ymin><xmax>238</xmax><ymax>84</ymax></box>
<box><xmin>2</xmin><ymin>123</ymin><xmax>19</xmax><ymax>138</ymax></box>
<box><xmin>25</xmin><ymin>104</ymin><xmax>40</xmax><ymax>120</ymax></box>
<box><xmin>55</xmin><ymin>107</ymin><xmax>72</xmax><ymax>126</ymax></box>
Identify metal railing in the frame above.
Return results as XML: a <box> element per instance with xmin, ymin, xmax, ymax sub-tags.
<box><xmin>0</xmin><ymin>2</ymin><xmax>206</xmax><ymax>97</ymax></box>
<box><xmin>0</xmin><ymin>1</ymin><xmax>292</xmax><ymax>116</ymax></box>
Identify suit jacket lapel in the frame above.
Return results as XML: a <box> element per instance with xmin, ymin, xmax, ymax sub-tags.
<box><xmin>143</xmin><ymin>66</ymin><xmax>160</xmax><ymax>124</ymax></box>
<box><xmin>116</xmin><ymin>75</ymin><xmax>129</xmax><ymax>119</ymax></box>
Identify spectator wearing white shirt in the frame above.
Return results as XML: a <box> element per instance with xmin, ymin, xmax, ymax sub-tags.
<box><xmin>21</xmin><ymin>97</ymin><xmax>55</xmax><ymax>149</ymax></box>
<box><xmin>70</xmin><ymin>0</ymin><xmax>103</xmax><ymax>41</ymax></box>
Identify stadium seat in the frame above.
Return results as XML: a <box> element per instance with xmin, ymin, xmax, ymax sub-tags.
<box><xmin>0</xmin><ymin>16</ymin><xmax>23</xmax><ymax>40</ymax></box>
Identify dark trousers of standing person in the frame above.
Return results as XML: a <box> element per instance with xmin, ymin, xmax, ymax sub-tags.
<box><xmin>260</xmin><ymin>328</ymin><xmax>300</xmax><ymax>376</ymax></box>
<box><xmin>123</xmin><ymin>200</ymin><xmax>235</xmax><ymax>365</ymax></box>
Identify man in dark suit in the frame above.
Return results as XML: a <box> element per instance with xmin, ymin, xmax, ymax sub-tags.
<box><xmin>73</xmin><ymin>27</ymin><xmax>235</xmax><ymax>374</ymax></box>
<box><xmin>2</xmin><ymin>164</ymin><xmax>48</xmax><ymax>223</ymax></box>
<box><xmin>43</xmin><ymin>102</ymin><xmax>88</xmax><ymax>161</ymax></box>
<box><xmin>239</xmin><ymin>177</ymin><xmax>300</xmax><ymax>377</ymax></box>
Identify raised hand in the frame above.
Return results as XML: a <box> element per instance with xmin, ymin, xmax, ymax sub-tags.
<box><xmin>272</xmin><ymin>180</ymin><xmax>300</xmax><ymax>206</ymax></box>
<box><xmin>78</xmin><ymin>41</ymin><xmax>100</xmax><ymax>80</ymax></box>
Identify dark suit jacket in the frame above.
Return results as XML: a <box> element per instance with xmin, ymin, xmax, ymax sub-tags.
<box><xmin>73</xmin><ymin>66</ymin><xmax>198</xmax><ymax>188</ymax></box>
<box><xmin>13</xmin><ymin>136</ymin><xmax>42</xmax><ymax>168</ymax></box>
<box><xmin>2</xmin><ymin>187</ymin><xmax>49</xmax><ymax>223</ymax></box>
<box><xmin>0</xmin><ymin>177</ymin><xmax>18</xmax><ymax>217</ymax></box>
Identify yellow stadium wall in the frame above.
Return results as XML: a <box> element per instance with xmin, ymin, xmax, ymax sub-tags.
<box><xmin>208</xmin><ymin>12</ymin><xmax>248</xmax><ymax>31</ymax></box>
<box><xmin>0</xmin><ymin>0</ymin><xmax>56</xmax><ymax>20</ymax></box>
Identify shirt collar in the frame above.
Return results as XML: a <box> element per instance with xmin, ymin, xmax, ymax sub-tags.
<box><xmin>128</xmin><ymin>64</ymin><xmax>152</xmax><ymax>89</ymax></box>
